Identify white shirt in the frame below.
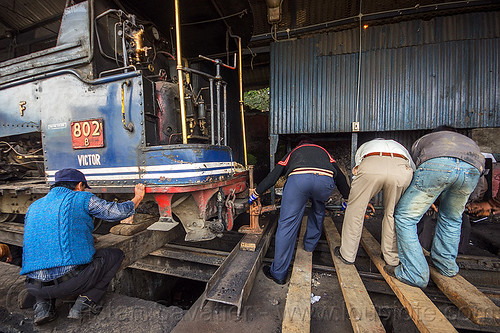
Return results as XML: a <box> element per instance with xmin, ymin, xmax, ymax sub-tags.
<box><xmin>355</xmin><ymin>138</ymin><xmax>416</xmax><ymax>170</ymax></box>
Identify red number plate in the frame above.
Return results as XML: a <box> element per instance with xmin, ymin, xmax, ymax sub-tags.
<box><xmin>71</xmin><ymin>119</ymin><xmax>104</xmax><ymax>149</ymax></box>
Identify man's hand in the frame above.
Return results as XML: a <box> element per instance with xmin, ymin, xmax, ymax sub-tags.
<box><xmin>131</xmin><ymin>183</ymin><xmax>146</xmax><ymax>208</ymax></box>
<box><xmin>249</xmin><ymin>189</ymin><xmax>259</xmax><ymax>204</ymax></box>
<box><xmin>365</xmin><ymin>203</ymin><xmax>375</xmax><ymax>219</ymax></box>
<box><xmin>467</xmin><ymin>201</ymin><xmax>492</xmax><ymax>217</ymax></box>
<box><xmin>425</xmin><ymin>203</ymin><xmax>438</xmax><ymax>216</ymax></box>
<box><xmin>0</xmin><ymin>244</ymin><xmax>12</xmax><ymax>263</ymax></box>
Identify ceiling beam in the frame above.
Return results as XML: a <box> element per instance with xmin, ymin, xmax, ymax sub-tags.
<box><xmin>0</xmin><ymin>16</ymin><xmax>16</xmax><ymax>32</ymax></box>
<box><xmin>18</xmin><ymin>13</ymin><xmax>61</xmax><ymax>34</ymax></box>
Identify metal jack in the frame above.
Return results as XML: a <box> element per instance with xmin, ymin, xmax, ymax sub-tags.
<box><xmin>239</xmin><ymin>165</ymin><xmax>264</xmax><ymax>235</ymax></box>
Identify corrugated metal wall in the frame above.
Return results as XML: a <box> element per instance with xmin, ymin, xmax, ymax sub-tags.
<box><xmin>270</xmin><ymin>11</ymin><xmax>500</xmax><ymax>135</ymax></box>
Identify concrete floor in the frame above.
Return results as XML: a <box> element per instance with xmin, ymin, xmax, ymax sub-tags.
<box><xmin>1</xmin><ymin>212</ymin><xmax>499</xmax><ymax>332</ymax></box>
<box><xmin>0</xmin><ymin>262</ymin><xmax>185</xmax><ymax>332</ymax></box>
<box><xmin>172</xmin><ymin>267</ymin><xmax>357</xmax><ymax>333</ymax></box>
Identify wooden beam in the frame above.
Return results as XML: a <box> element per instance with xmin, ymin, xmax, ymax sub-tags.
<box><xmin>360</xmin><ymin>228</ymin><xmax>458</xmax><ymax>333</ymax></box>
<box><xmin>96</xmin><ymin>225</ymin><xmax>184</xmax><ymax>271</ymax></box>
<box><xmin>0</xmin><ymin>222</ymin><xmax>24</xmax><ymax>247</ymax></box>
<box><xmin>109</xmin><ymin>214</ymin><xmax>157</xmax><ymax>236</ymax></box>
<box><xmin>324</xmin><ymin>218</ymin><xmax>385</xmax><ymax>332</ymax></box>
<box><xmin>0</xmin><ymin>217</ymin><xmax>184</xmax><ymax>272</ymax></box>
<box><xmin>240</xmin><ymin>233</ymin><xmax>263</xmax><ymax>251</ymax></box>
<box><xmin>422</xmin><ymin>248</ymin><xmax>500</xmax><ymax>326</ymax></box>
<box><xmin>282</xmin><ymin>217</ymin><xmax>312</xmax><ymax>333</ymax></box>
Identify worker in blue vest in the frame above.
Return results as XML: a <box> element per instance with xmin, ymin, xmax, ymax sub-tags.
<box><xmin>250</xmin><ymin>137</ymin><xmax>350</xmax><ymax>284</ymax></box>
<box><xmin>21</xmin><ymin>168</ymin><xmax>145</xmax><ymax>325</ymax></box>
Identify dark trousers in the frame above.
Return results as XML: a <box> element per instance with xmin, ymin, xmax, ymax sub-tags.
<box><xmin>270</xmin><ymin>174</ymin><xmax>335</xmax><ymax>280</ymax></box>
<box><xmin>26</xmin><ymin>248</ymin><xmax>124</xmax><ymax>304</ymax></box>
<box><xmin>417</xmin><ymin>213</ymin><xmax>471</xmax><ymax>254</ymax></box>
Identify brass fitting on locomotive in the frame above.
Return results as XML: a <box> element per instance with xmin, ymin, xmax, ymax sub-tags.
<box><xmin>125</xmin><ymin>25</ymin><xmax>151</xmax><ymax>65</ymax></box>
<box><xmin>131</xmin><ymin>28</ymin><xmax>151</xmax><ymax>63</ymax></box>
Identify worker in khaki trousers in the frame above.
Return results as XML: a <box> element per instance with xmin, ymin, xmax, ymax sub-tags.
<box><xmin>335</xmin><ymin>139</ymin><xmax>415</xmax><ymax>266</ymax></box>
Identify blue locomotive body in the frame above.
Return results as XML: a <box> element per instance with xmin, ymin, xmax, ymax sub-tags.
<box><xmin>0</xmin><ymin>0</ymin><xmax>250</xmax><ymax>241</ymax></box>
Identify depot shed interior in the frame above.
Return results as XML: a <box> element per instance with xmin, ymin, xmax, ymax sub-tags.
<box><xmin>0</xmin><ymin>1</ymin><xmax>500</xmax><ymax>332</ymax></box>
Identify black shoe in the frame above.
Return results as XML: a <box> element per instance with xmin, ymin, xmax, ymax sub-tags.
<box><xmin>262</xmin><ymin>265</ymin><xmax>286</xmax><ymax>285</ymax></box>
<box><xmin>384</xmin><ymin>265</ymin><xmax>397</xmax><ymax>279</ymax></box>
<box><xmin>67</xmin><ymin>295</ymin><xmax>103</xmax><ymax>319</ymax></box>
<box><xmin>33</xmin><ymin>300</ymin><xmax>57</xmax><ymax>325</ymax></box>
<box><xmin>383</xmin><ymin>265</ymin><xmax>424</xmax><ymax>287</ymax></box>
<box><xmin>334</xmin><ymin>246</ymin><xmax>354</xmax><ymax>265</ymax></box>
<box><xmin>381</xmin><ymin>253</ymin><xmax>399</xmax><ymax>267</ymax></box>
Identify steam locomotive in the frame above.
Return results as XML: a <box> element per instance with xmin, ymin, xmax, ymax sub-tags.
<box><xmin>0</xmin><ymin>0</ymin><xmax>253</xmax><ymax>241</ymax></box>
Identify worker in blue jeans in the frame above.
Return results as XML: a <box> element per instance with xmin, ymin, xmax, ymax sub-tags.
<box><xmin>249</xmin><ymin>137</ymin><xmax>349</xmax><ymax>284</ymax></box>
<box><xmin>388</xmin><ymin>128</ymin><xmax>484</xmax><ymax>288</ymax></box>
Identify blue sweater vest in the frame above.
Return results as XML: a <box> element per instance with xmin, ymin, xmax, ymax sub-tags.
<box><xmin>21</xmin><ymin>187</ymin><xmax>95</xmax><ymax>275</ymax></box>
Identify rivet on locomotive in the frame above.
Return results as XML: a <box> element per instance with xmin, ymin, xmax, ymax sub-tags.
<box><xmin>0</xmin><ymin>0</ymin><xmax>253</xmax><ymax>241</ymax></box>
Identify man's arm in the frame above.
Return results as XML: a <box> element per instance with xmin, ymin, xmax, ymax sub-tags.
<box><xmin>88</xmin><ymin>184</ymin><xmax>146</xmax><ymax>221</ymax></box>
<box><xmin>255</xmin><ymin>164</ymin><xmax>285</xmax><ymax>196</ymax></box>
<box><xmin>332</xmin><ymin>163</ymin><xmax>350</xmax><ymax>199</ymax></box>
<box><xmin>131</xmin><ymin>183</ymin><xmax>145</xmax><ymax>208</ymax></box>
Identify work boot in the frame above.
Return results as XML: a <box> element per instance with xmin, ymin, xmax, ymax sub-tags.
<box><xmin>33</xmin><ymin>299</ymin><xmax>57</xmax><ymax>325</ymax></box>
<box><xmin>383</xmin><ymin>265</ymin><xmax>397</xmax><ymax>279</ymax></box>
<box><xmin>262</xmin><ymin>265</ymin><xmax>287</xmax><ymax>285</ymax></box>
<box><xmin>334</xmin><ymin>246</ymin><xmax>354</xmax><ymax>265</ymax></box>
<box><xmin>67</xmin><ymin>295</ymin><xmax>103</xmax><ymax>319</ymax></box>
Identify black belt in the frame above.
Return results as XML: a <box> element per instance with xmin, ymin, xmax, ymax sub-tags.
<box><xmin>26</xmin><ymin>264</ymin><xmax>87</xmax><ymax>288</ymax></box>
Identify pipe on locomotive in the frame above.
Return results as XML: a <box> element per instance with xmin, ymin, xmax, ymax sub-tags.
<box><xmin>223</xmin><ymin>83</ymin><xmax>227</xmax><ymax>146</ymax></box>
<box><xmin>209</xmin><ymin>78</ymin><xmax>215</xmax><ymax>145</ymax></box>
<box><xmin>174</xmin><ymin>0</ymin><xmax>188</xmax><ymax>144</ymax></box>
<box><xmin>229</xmin><ymin>33</ymin><xmax>248</xmax><ymax>168</ymax></box>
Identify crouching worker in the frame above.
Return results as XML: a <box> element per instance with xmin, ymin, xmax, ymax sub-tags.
<box><xmin>336</xmin><ymin>139</ymin><xmax>415</xmax><ymax>266</ymax></box>
<box><xmin>391</xmin><ymin>128</ymin><xmax>484</xmax><ymax>288</ymax></box>
<box><xmin>20</xmin><ymin>168</ymin><xmax>145</xmax><ymax>325</ymax></box>
<box><xmin>251</xmin><ymin>137</ymin><xmax>350</xmax><ymax>285</ymax></box>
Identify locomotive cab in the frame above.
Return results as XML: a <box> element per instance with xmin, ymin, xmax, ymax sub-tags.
<box><xmin>0</xmin><ymin>0</ymin><xmax>253</xmax><ymax>241</ymax></box>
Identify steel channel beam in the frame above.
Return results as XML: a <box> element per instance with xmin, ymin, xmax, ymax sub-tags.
<box><xmin>199</xmin><ymin>217</ymin><xmax>277</xmax><ymax>316</ymax></box>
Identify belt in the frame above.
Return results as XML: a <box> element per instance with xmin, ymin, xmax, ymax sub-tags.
<box><xmin>288</xmin><ymin>167</ymin><xmax>334</xmax><ymax>177</ymax></box>
<box><xmin>26</xmin><ymin>264</ymin><xmax>87</xmax><ymax>288</ymax></box>
<box><xmin>363</xmin><ymin>152</ymin><xmax>408</xmax><ymax>161</ymax></box>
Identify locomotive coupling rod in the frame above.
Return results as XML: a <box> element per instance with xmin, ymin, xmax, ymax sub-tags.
<box><xmin>121</xmin><ymin>81</ymin><xmax>134</xmax><ymax>132</ymax></box>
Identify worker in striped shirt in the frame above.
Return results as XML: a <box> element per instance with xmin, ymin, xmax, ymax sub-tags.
<box><xmin>250</xmin><ymin>137</ymin><xmax>349</xmax><ymax>285</ymax></box>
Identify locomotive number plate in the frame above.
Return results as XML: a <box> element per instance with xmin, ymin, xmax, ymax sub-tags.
<box><xmin>71</xmin><ymin>119</ymin><xmax>104</xmax><ymax>149</ymax></box>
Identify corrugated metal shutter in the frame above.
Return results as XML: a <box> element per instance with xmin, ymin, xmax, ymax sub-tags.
<box><xmin>270</xmin><ymin>11</ymin><xmax>500</xmax><ymax>134</ymax></box>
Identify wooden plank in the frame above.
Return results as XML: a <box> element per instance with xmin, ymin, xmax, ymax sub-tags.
<box><xmin>96</xmin><ymin>225</ymin><xmax>184</xmax><ymax>271</ymax></box>
<box><xmin>109</xmin><ymin>214</ymin><xmax>157</xmax><ymax>236</ymax></box>
<box><xmin>422</xmin><ymin>248</ymin><xmax>500</xmax><ymax>326</ymax></box>
<box><xmin>0</xmin><ymin>222</ymin><xmax>24</xmax><ymax>246</ymax></box>
<box><xmin>282</xmin><ymin>217</ymin><xmax>312</xmax><ymax>333</ymax></box>
<box><xmin>0</xmin><ymin>218</ymin><xmax>184</xmax><ymax>271</ymax></box>
<box><xmin>240</xmin><ymin>232</ymin><xmax>263</xmax><ymax>251</ymax></box>
<box><xmin>324</xmin><ymin>218</ymin><xmax>385</xmax><ymax>333</ymax></box>
<box><xmin>360</xmin><ymin>228</ymin><xmax>458</xmax><ymax>333</ymax></box>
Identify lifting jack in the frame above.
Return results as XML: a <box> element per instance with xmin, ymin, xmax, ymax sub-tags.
<box><xmin>239</xmin><ymin>165</ymin><xmax>278</xmax><ymax>251</ymax></box>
